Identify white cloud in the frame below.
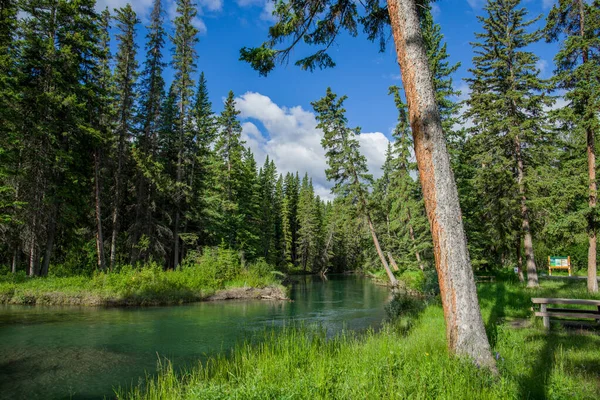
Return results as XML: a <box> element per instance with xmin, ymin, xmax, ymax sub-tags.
<box><xmin>236</xmin><ymin>0</ymin><xmax>264</xmax><ymax>6</ymax></box>
<box><xmin>536</xmin><ymin>59</ymin><xmax>549</xmax><ymax>77</ymax></box>
<box><xmin>431</xmin><ymin>3</ymin><xmax>441</xmax><ymax>18</ymax></box>
<box><xmin>466</xmin><ymin>0</ymin><xmax>485</xmax><ymax>10</ymax></box>
<box><xmin>235</xmin><ymin>92</ymin><xmax>391</xmax><ymax>201</ymax></box>
<box><xmin>165</xmin><ymin>0</ymin><xmax>208</xmax><ymax>35</ymax></box>
<box><xmin>199</xmin><ymin>0</ymin><xmax>223</xmax><ymax>12</ymax></box>
<box><xmin>453</xmin><ymin>82</ymin><xmax>476</xmax><ymax>131</ymax></box>
<box><xmin>237</xmin><ymin>0</ymin><xmax>277</xmax><ymax>23</ymax></box>
<box><xmin>95</xmin><ymin>0</ymin><xmax>154</xmax><ymax>17</ymax></box>
<box><xmin>542</xmin><ymin>0</ymin><xmax>556</xmax><ymax>10</ymax></box>
<box><xmin>260</xmin><ymin>1</ymin><xmax>277</xmax><ymax>22</ymax></box>
<box><xmin>357</xmin><ymin>132</ymin><xmax>391</xmax><ymax>179</ymax></box>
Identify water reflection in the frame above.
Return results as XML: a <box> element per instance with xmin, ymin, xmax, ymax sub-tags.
<box><xmin>0</xmin><ymin>274</ymin><xmax>389</xmax><ymax>400</ymax></box>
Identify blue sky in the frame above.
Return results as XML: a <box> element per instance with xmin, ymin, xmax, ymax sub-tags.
<box><xmin>97</xmin><ymin>0</ymin><xmax>561</xmax><ymax>199</ymax></box>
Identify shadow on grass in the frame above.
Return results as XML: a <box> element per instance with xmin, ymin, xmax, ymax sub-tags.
<box><xmin>518</xmin><ymin>331</ymin><xmax>599</xmax><ymax>399</ymax></box>
<box><xmin>485</xmin><ymin>283</ymin><xmax>506</xmax><ymax>347</ymax></box>
<box><xmin>385</xmin><ymin>289</ymin><xmax>428</xmax><ymax>336</ymax></box>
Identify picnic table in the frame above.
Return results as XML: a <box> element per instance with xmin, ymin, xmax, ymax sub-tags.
<box><xmin>532</xmin><ymin>297</ymin><xmax>600</xmax><ymax>329</ymax></box>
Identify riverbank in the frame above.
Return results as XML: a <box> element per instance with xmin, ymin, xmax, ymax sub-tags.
<box><xmin>0</xmin><ymin>251</ymin><xmax>288</xmax><ymax>306</ymax></box>
<box><xmin>121</xmin><ymin>279</ymin><xmax>600</xmax><ymax>399</ymax></box>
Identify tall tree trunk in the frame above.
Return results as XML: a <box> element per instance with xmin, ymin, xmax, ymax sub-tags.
<box><xmin>579</xmin><ymin>0</ymin><xmax>598</xmax><ymax>292</ymax></box>
<box><xmin>110</xmin><ymin>134</ymin><xmax>125</xmax><ymax>271</ymax></box>
<box><xmin>387</xmin><ymin>0</ymin><xmax>495</xmax><ymax>370</ymax></box>
<box><xmin>28</xmin><ymin>211</ymin><xmax>38</xmax><ymax>277</ymax></box>
<box><xmin>40</xmin><ymin>205</ymin><xmax>57</xmax><ymax>276</ymax></box>
<box><xmin>516</xmin><ymin>231</ymin><xmax>524</xmax><ymax>282</ymax></box>
<box><xmin>94</xmin><ymin>150</ymin><xmax>106</xmax><ymax>270</ymax></box>
<box><xmin>11</xmin><ymin>248</ymin><xmax>18</xmax><ymax>274</ymax></box>
<box><xmin>29</xmin><ymin>236</ymin><xmax>37</xmax><ymax>277</ymax></box>
<box><xmin>173</xmin><ymin>210</ymin><xmax>180</xmax><ymax>269</ymax></box>
<box><xmin>366</xmin><ymin>213</ymin><xmax>398</xmax><ymax>286</ymax></box>
<box><xmin>353</xmin><ymin>171</ymin><xmax>397</xmax><ymax>285</ymax></box>
<box><xmin>514</xmin><ymin>135</ymin><xmax>538</xmax><ymax>287</ymax></box>
<box><xmin>407</xmin><ymin>209</ymin><xmax>425</xmax><ymax>271</ymax></box>
<box><xmin>587</xmin><ymin>127</ymin><xmax>598</xmax><ymax>292</ymax></box>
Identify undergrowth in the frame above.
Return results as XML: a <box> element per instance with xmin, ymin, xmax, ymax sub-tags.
<box><xmin>0</xmin><ymin>247</ymin><xmax>281</xmax><ymax>306</ymax></box>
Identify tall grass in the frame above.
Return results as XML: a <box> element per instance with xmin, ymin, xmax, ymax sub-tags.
<box><xmin>0</xmin><ymin>247</ymin><xmax>282</xmax><ymax>306</ymax></box>
<box><xmin>120</xmin><ymin>279</ymin><xmax>600</xmax><ymax>399</ymax></box>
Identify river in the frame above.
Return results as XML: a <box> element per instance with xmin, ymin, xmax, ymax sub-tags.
<box><xmin>0</xmin><ymin>274</ymin><xmax>390</xmax><ymax>399</ymax></box>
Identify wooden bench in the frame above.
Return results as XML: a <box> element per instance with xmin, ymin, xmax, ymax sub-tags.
<box><xmin>475</xmin><ymin>275</ymin><xmax>495</xmax><ymax>283</ymax></box>
<box><xmin>548</xmin><ymin>256</ymin><xmax>572</xmax><ymax>276</ymax></box>
<box><xmin>532</xmin><ymin>297</ymin><xmax>600</xmax><ymax>329</ymax></box>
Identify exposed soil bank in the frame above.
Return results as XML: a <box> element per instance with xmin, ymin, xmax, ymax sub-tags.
<box><xmin>205</xmin><ymin>286</ymin><xmax>289</xmax><ymax>301</ymax></box>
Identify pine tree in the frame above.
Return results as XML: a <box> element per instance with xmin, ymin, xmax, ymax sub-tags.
<box><xmin>171</xmin><ymin>0</ymin><xmax>199</xmax><ymax>268</ymax></box>
<box><xmin>313</xmin><ymin>87</ymin><xmax>397</xmax><ymax>285</ymax></box>
<box><xmin>237</xmin><ymin>148</ymin><xmax>261</xmax><ymax>260</ymax></box>
<box><xmin>387</xmin><ymin>86</ymin><xmax>430</xmax><ymax>271</ymax></box>
<box><xmin>296</xmin><ymin>174</ymin><xmax>318</xmax><ymax>272</ymax></box>
<box><xmin>131</xmin><ymin>0</ymin><xmax>166</xmax><ymax>264</ymax></box>
<box><xmin>280</xmin><ymin>194</ymin><xmax>294</xmax><ymax>269</ymax></box>
<box><xmin>284</xmin><ymin>172</ymin><xmax>300</xmax><ymax>265</ymax></box>
<box><xmin>465</xmin><ymin>0</ymin><xmax>553</xmax><ymax>286</ymax></box>
<box><xmin>186</xmin><ymin>72</ymin><xmax>218</xmax><ymax>249</ymax></box>
<box><xmin>109</xmin><ymin>4</ymin><xmax>139</xmax><ymax>270</ymax></box>
<box><xmin>258</xmin><ymin>157</ymin><xmax>278</xmax><ymax>261</ymax></box>
<box><xmin>86</xmin><ymin>8</ymin><xmax>113</xmax><ymax>271</ymax></box>
<box><xmin>272</xmin><ymin>174</ymin><xmax>285</xmax><ymax>266</ymax></box>
<box><xmin>0</xmin><ymin>0</ymin><xmax>21</xmax><ymax>273</ymax></box>
<box><xmin>546</xmin><ymin>0</ymin><xmax>600</xmax><ymax>292</ymax></box>
<box><xmin>214</xmin><ymin>91</ymin><xmax>245</xmax><ymax>248</ymax></box>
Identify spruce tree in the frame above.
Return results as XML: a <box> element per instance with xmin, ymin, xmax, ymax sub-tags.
<box><xmin>0</xmin><ymin>0</ymin><xmax>20</xmax><ymax>272</ymax></box>
<box><xmin>186</xmin><ymin>72</ymin><xmax>218</xmax><ymax>248</ymax></box>
<box><xmin>131</xmin><ymin>0</ymin><xmax>166</xmax><ymax>264</ymax></box>
<box><xmin>237</xmin><ymin>148</ymin><xmax>261</xmax><ymax>260</ymax></box>
<box><xmin>297</xmin><ymin>174</ymin><xmax>318</xmax><ymax>272</ymax></box>
<box><xmin>258</xmin><ymin>157</ymin><xmax>278</xmax><ymax>261</ymax></box>
<box><xmin>86</xmin><ymin>8</ymin><xmax>113</xmax><ymax>271</ymax></box>
<box><xmin>465</xmin><ymin>0</ymin><xmax>552</xmax><ymax>286</ymax></box>
<box><xmin>546</xmin><ymin>0</ymin><xmax>600</xmax><ymax>292</ymax></box>
<box><xmin>313</xmin><ymin>88</ymin><xmax>397</xmax><ymax>285</ymax></box>
<box><xmin>214</xmin><ymin>91</ymin><xmax>245</xmax><ymax>248</ymax></box>
<box><xmin>387</xmin><ymin>86</ymin><xmax>430</xmax><ymax>271</ymax></box>
<box><xmin>171</xmin><ymin>0</ymin><xmax>199</xmax><ymax>268</ymax></box>
<box><xmin>109</xmin><ymin>4</ymin><xmax>139</xmax><ymax>270</ymax></box>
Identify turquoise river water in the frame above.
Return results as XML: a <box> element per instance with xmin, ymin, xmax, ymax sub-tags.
<box><xmin>0</xmin><ymin>274</ymin><xmax>390</xmax><ymax>399</ymax></box>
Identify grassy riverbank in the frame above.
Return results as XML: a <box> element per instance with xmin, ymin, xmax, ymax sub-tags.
<box><xmin>0</xmin><ymin>248</ymin><xmax>285</xmax><ymax>306</ymax></box>
<box><xmin>121</xmin><ymin>279</ymin><xmax>600</xmax><ymax>399</ymax></box>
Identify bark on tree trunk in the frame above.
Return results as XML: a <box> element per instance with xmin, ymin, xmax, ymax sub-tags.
<box><xmin>11</xmin><ymin>248</ymin><xmax>17</xmax><ymax>274</ymax></box>
<box><xmin>28</xmin><ymin>210</ymin><xmax>38</xmax><ymax>277</ymax></box>
<box><xmin>110</xmin><ymin>132</ymin><xmax>125</xmax><ymax>271</ymax></box>
<box><xmin>94</xmin><ymin>150</ymin><xmax>106</xmax><ymax>270</ymax></box>
<box><xmin>367</xmin><ymin>213</ymin><xmax>398</xmax><ymax>286</ymax></box>
<box><xmin>173</xmin><ymin>210</ymin><xmax>180</xmax><ymax>269</ymax></box>
<box><xmin>40</xmin><ymin>205</ymin><xmax>57</xmax><ymax>276</ymax></box>
<box><xmin>514</xmin><ymin>135</ymin><xmax>538</xmax><ymax>287</ymax></box>
<box><xmin>387</xmin><ymin>0</ymin><xmax>495</xmax><ymax>370</ymax></box>
<box><xmin>587</xmin><ymin>126</ymin><xmax>598</xmax><ymax>292</ymax></box>
<box><xmin>579</xmin><ymin>0</ymin><xmax>598</xmax><ymax>293</ymax></box>
<box><xmin>516</xmin><ymin>232</ymin><xmax>524</xmax><ymax>282</ymax></box>
<box><xmin>407</xmin><ymin>209</ymin><xmax>425</xmax><ymax>271</ymax></box>
<box><xmin>29</xmin><ymin>238</ymin><xmax>37</xmax><ymax>277</ymax></box>
<box><xmin>387</xmin><ymin>251</ymin><xmax>400</xmax><ymax>272</ymax></box>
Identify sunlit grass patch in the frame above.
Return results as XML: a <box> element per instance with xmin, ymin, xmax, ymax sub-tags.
<box><xmin>120</xmin><ymin>279</ymin><xmax>600</xmax><ymax>399</ymax></box>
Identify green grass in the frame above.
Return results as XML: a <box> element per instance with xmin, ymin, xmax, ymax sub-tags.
<box><xmin>120</xmin><ymin>279</ymin><xmax>600</xmax><ymax>399</ymax></box>
<box><xmin>0</xmin><ymin>248</ymin><xmax>282</xmax><ymax>306</ymax></box>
